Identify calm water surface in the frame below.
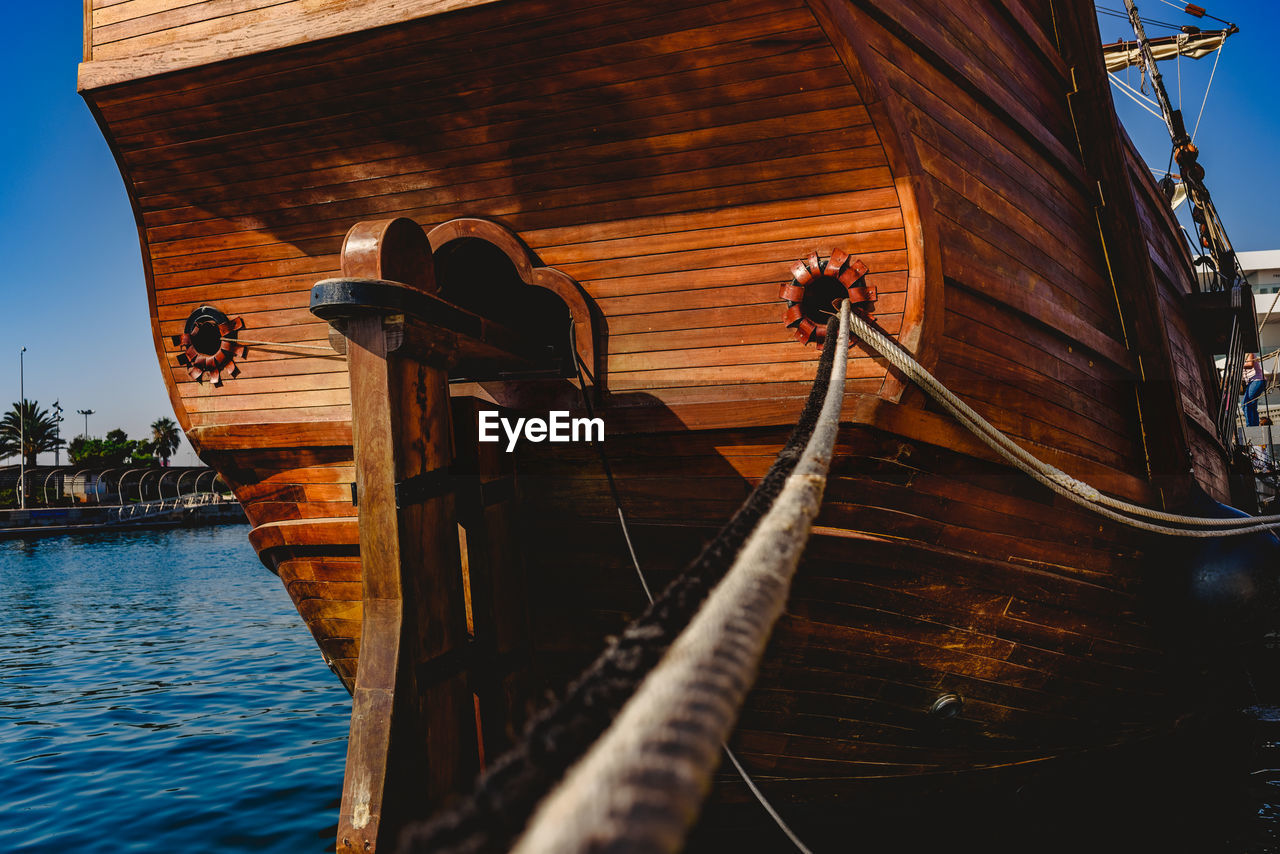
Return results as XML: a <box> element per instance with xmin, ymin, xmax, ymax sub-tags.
<box><xmin>0</xmin><ymin>525</ymin><xmax>350</xmax><ymax>853</ymax></box>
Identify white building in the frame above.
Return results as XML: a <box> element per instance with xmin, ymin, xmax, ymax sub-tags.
<box><xmin>1241</xmin><ymin>250</ymin><xmax>1280</xmax><ymax>354</ymax></box>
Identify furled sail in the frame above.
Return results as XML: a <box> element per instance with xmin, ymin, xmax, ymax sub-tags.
<box><xmin>1104</xmin><ymin>27</ymin><xmax>1234</xmax><ymax>73</ymax></box>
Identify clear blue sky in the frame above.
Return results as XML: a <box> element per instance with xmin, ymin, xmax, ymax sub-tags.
<box><xmin>1</xmin><ymin>5</ymin><xmax>193</xmax><ymax>464</ymax></box>
<box><xmin>0</xmin><ymin>3</ymin><xmax>1275</xmax><ymax>467</ymax></box>
<box><xmin>1098</xmin><ymin>2</ymin><xmax>1280</xmax><ymax>256</ymax></box>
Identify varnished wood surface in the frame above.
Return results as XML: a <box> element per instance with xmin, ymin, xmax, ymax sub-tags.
<box><xmin>508</xmin><ymin>421</ymin><xmax>1179</xmax><ymax>793</ymax></box>
<box><xmin>88</xmin><ymin>0</ymin><xmax>923</xmax><ymax>436</ymax></box>
<box><xmin>80</xmin><ymin>0</ymin><xmax>504</xmax><ymax>88</ymax></box>
<box><xmin>81</xmin><ymin>0</ymin><xmax>1234</xmax><ymax>808</ymax></box>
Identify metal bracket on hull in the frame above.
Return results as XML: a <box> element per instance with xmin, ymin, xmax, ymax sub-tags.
<box><xmin>393</xmin><ymin>468</ymin><xmax>452</xmax><ymax>509</ymax></box>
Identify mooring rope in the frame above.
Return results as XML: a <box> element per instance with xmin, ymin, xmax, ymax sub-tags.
<box><xmin>398</xmin><ymin>311</ymin><xmax>845</xmax><ymax>854</ymax></box>
<box><xmin>568</xmin><ymin>320</ymin><xmax>814</xmax><ymax>854</ymax></box>
<box><xmin>510</xmin><ymin>300</ymin><xmax>851</xmax><ymax>854</ymax></box>
<box><xmin>844</xmin><ymin>309</ymin><xmax>1280</xmax><ymax>537</ymax></box>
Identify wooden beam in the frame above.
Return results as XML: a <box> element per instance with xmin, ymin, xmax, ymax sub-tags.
<box><xmin>451</xmin><ymin>396</ymin><xmax>534</xmax><ymax>760</ymax></box>
<box><xmin>329</xmin><ymin>218</ymin><xmax>477</xmax><ymax>854</ymax></box>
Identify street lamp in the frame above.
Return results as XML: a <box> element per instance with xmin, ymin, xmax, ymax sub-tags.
<box><xmin>18</xmin><ymin>347</ymin><xmax>25</xmax><ymax>510</ymax></box>
<box><xmin>77</xmin><ymin>409</ymin><xmax>95</xmax><ymax>439</ymax></box>
<box><xmin>52</xmin><ymin>400</ymin><xmax>63</xmax><ymax>466</ymax></box>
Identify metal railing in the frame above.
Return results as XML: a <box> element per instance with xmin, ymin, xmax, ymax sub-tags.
<box><xmin>107</xmin><ymin>491</ymin><xmax>229</xmax><ymax>524</ymax></box>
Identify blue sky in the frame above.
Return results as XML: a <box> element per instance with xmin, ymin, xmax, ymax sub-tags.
<box><xmin>1098</xmin><ymin>1</ymin><xmax>1280</xmax><ymax>255</ymax></box>
<box><xmin>0</xmin><ymin>3</ymin><xmax>1275</xmax><ymax>467</ymax></box>
<box><xmin>1</xmin><ymin>5</ymin><xmax>191</xmax><ymax>464</ymax></box>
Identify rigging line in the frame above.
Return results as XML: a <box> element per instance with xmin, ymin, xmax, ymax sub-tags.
<box><xmin>568</xmin><ymin>319</ymin><xmax>814</xmax><ymax>854</ymax></box>
<box><xmin>1258</xmin><ymin>290</ymin><xmax>1280</xmax><ymax>341</ymax></box>
<box><xmin>1155</xmin><ymin>0</ymin><xmax>1235</xmax><ymax>26</ymax></box>
<box><xmin>844</xmin><ymin>310</ymin><xmax>1280</xmax><ymax>537</ymax></box>
<box><xmin>721</xmin><ymin>748</ymin><xmax>815</xmax><ymax>854</ymax></box>
<box><xmin>1191</xmin><ymin>36</ymin><xmax>1225</xmax><ymax>142</ymax></box>
<box><xmin>1109</xmin><ymin>69</ymin><xmax>1162</xmax><ymax>108</ymax></box>
<box><xmin>1108</xmin><ymin>75</ymin><xmax>1168</xmax><ymax>120</ymax></box>
<box><xmin>569</xmin><ymin>321</ymin><xmax>649</xmax><ymax>603</ymax></box>
<box><xmin>1098</xmin><ymin>7</ymin><xmax>1186</xmax><ymax>30</ymax></box>
<box><xmin>218</xmin><ymin>336</ymin><xmax>340</xmax><ymax>352</ymax></box>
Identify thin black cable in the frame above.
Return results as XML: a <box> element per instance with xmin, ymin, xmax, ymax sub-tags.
<box><xmin>399</xmin><ymin>315</ymin><xmax>842</xmax><ymax>854</ymax></box>
<box><xmin>567</xmin><ymin>317</ymin><xmax>815</xmax><ymax>853</ymax></box>
<box><xmin>1098</xmin><ymin>6</ymin><xmax>1185</xmax><ymax>31</ymax></box>
<box><xmin>566</xmin><ymin>319</ymin><xmax>650</xmax><ymax>600</ymax></box>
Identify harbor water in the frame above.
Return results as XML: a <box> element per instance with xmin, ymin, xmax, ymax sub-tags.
<box><xmin>5</xmin><ymin>524</ymin><xmax>1280</xmax><ymax>852</ymax></box>
<box><xmin>0</xmin><ymin>525</ymin><xmax>349</xmax><ymax>853</ymax></box>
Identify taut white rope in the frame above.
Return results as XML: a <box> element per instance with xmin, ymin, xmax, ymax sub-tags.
<box><xmin>511</xmin><ymin>302</ymin><xmax>851</xmax><ymax>854</ymax></box>
<box><xmin>845</xmin><ymin>310</ymin><xmax>1280</xmax><ymax>538</ymax></box>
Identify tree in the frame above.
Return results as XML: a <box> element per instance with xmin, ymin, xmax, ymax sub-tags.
<box><xmin>150</xmin><ymin>417</ymin><xmax>182</xmax><ymax>466</ymax></box>
<box><xmin>0</xmin><ymin>400</ymin><xmax>65</xmax><ymax>467</ymax></box>
<box><xmin>68</xmin><ymin>428</ymin><xmax>146</xmax><ymax>468</ymax></box>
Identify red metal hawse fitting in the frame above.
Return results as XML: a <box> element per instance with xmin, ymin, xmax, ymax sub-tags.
<box><xmin>171</xmin><ymin>306</ymin><xmax>247</xmax><ymax>387</ymax></box>
<box><xmin>779</xmin><ymin>250</ymin><xmax>877</xmax><ymax>345</ymax></box>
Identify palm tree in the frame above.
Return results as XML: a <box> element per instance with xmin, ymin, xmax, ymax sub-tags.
<box><xmin>0</xmin><ymin>400</ymin><xmax>65</xmax><ymax>467</ymax></box>
<box><xmin>150</xmin><ymin>417</ymin><xmax>182</xmax><ymax>466</ymax></box>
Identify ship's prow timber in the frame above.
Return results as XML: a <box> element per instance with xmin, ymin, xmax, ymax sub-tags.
<box><xmin>82</xmin><ymin>0</ymin><xmax>1262</xmax><ymax>848</ymax></box>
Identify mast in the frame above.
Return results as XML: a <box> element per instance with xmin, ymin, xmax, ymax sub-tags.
<box><xmin>1121</xmin><ymin>1</ymin><xmax>1257</xmax><ymax>449</ymax></box>
<box><xmin>1121</xmin><ymin>0</ymin><xmax>1241</xmax><ymax>291</ymax></box>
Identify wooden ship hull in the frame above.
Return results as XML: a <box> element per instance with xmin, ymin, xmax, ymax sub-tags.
<box><xmin>80</xmin><ymin>0</ymin><xmax>1256</xmax><ymax>844</ymax></box>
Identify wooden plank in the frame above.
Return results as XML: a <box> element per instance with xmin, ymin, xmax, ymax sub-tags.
<box><xmin>93</xmin><ymin>0</ymin><xmax>294</xmax><ymax>45</ymax></box>
<box><xmin>846</xmin><ymin>0</ymin><xmax>1081</xmax><ymax>181</ymax></box>
<box><xmin>867</xmin><ymin>31</ymin><xmax>1091</xmax><ymax>220</ymax></box>
<box><xmin>987</xmin><ymin>0</ymin><xmax>1070</xmax><ymax>80</ymax></box>
<box><xmin>94</xmin><ymin>0</ymin><xmax>723</xmax><ymax>114</ymax></box>
<box><xmin>138</xmin><ymin>122</ymin><xmax>879</xmax><ymax>232</ymax></box>
<box><xmin>134</xmin><ymin>87</ymin><xmax>870</xmax><ymax>218</ymax></box>
<box><xmin>451</xmin><ymin>397</ymin><xmax>534</xmax><ymax>758</ymax></box>
<box><xmin>939</xmin><ymin>230</ymin><xmax>1135</xmax><ymax>372</ymax></box>
<box><xmin>187</xmin><ymin>405</ymin><xmax>352</xmax><ymax>427</ymax></box>
<box><xmin>916</xmin><ymin>138</ymin><xmax>1113</xmax><ymax>320</ymax></box>
<box><xmin>94</xmin><ymin>0</ymin><xmax>228</xmax><ymax>29</ymax></box>
<box><xmin>106</xmin><ymin>4</ymin><xmax>821</xmax><ymax>146</ymax></box>
<box><xmin>145</xmin><ymin>184</ymin><xmax>890</xmax><ymax>265</ymax></box>
<box><xmin>83</xmin><ymin>0</ymin><xmax>94</xmax><ymax>61</ymax></box>
<box><xmin>143</xmin><ymin>139</ymin><xmax>879</xmax><ymax>284</ymax></box>
<box><xmin>142</xmin><ymin>165</ymin><xmax>894</xmax><ymax>248</ymax></box>
<box><xmin>80</xmin><ymin>0</ymin><xmax>507</xmax><ymax>88</ymax></box>
<box><xmin>607</xmin><ymin>356</ymin><xmax>890</xmax><ymax>390</ymax></box>
<box><xmin>930</xmin><ymin>182</ymin><xmax>1117</xmax><ymax>332</ymax></box>
<box><xmin>907</xmin><ymin>0</ymin><xmax>1068</xmax><ymax>135</ymax></box>
<box><xmin>121</xmin><ymin>34</ymin><xmax>840</xmax><ymax>182</ymax></box>
<box><xmin>583</xmin><ymin>249</ymin><xmax>906</xmax><ymax>303</ymax></box>
<box><xmin>110</xmin><ymin>0</ymin><xmax>816</xmax><ymax>141</ymax></box>
<box><xmin>932</xmin><ymin>359</ymin><xmax>1139</xmax><ymax>468</ymax></box>
<box><xmin>597</xmin><ymin>278</ymin><xmax>897</xmax><ymax>322</ymax></box>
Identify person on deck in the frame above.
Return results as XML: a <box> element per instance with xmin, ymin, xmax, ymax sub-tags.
<box><xmin>1243</xmin><ymin>352</ymin><xmax>1266</xmax><ymax>427</ymax></box>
